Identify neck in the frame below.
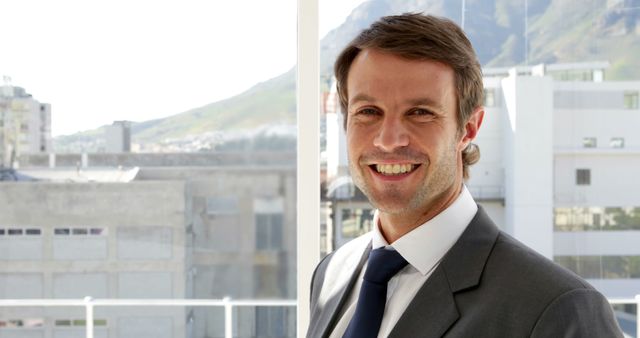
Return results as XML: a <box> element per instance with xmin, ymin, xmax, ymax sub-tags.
<box><xmin>378</xmin><ymin>183</ymin><xmax>463</xmax><ymax>244</ymax></box>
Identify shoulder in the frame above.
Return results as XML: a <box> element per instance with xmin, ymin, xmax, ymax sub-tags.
<box><xmin>529</xmin><ymin>287</ymin><xmax>623</xmax><ymax>338</ymax></box>
<box><xmin>481</xmin><ymin>232</ymin><xmax>622</xmax><ymax>337</ymax></box>
<box><xmin>489</xmin><ymin>232</ymin><xmax>591</xmax><ymax>292</ymax></box>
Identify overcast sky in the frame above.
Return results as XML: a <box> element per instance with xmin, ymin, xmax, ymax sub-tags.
<box><xmin>1</xmin><ymin>0</ymin><xmax>366</xmax><ymax>136</ymax></box>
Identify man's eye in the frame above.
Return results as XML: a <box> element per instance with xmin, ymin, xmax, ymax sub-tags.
<box><xmin>409</xmin><ymin>108</ymin><xmax>433</xmax><ymax>116</ymax></box>
<box><xmin>357</xmin><ymin>108</ymin><xmax>379</xmax><ymax>115</ymax></box>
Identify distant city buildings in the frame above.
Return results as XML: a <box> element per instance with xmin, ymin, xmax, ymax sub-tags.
<box><xmin>105</xmin><ymin>121</ymin><xmax>132</xmax><ymax>153</ymax></box>
<box><xmin>1</xmin><ymin>152</ymin><xmax>296</xmax><ymax>338</ymax></box>
<box><xmin>323</xmin><ymin>61</ymin><xmax>640</xmax><ymax>300</ymax></box>
<box><xmin>0</xmin><ymin>81</ymin><xmax>52</xmax><ymax>167</ymax></box>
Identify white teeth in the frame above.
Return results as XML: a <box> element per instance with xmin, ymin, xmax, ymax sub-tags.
<box><xmin>375</xmin><ymin>164</ymin><xmax>415</xmax><ymax>175</ymax></box>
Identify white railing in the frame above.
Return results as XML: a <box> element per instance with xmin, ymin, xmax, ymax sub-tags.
<box><xmin>0</xmin><ymin>296</ymin><xmax>637</xmax><ymax>338</ymax></box>
<box><xmin>609</xmin><ymin>296</ymin><xmax>640</xmax><ymax>338</ymax></box>
<box><xmin>0</xmin><ymin>297</ymin><xmax>297</xmax><ymax>338</ymax></box>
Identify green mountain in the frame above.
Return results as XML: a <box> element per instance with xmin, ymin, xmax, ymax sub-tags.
<box><xmin>54</xmin><ymin>0</ymin><xmax>640</xmax><ymax>152</ymax></box>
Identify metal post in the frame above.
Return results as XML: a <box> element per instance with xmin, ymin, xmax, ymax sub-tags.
<box><xmin>84</xmin><ymin>296</ymin><xmax>94</xmax><ymax>338</ymax></box>
<box><xmin>636</xmin><ymin>294</ymin><xmax>640</xmax><ymax>338</ymax></box>
<box><xmin>223</xmin><ymin>297</ymin><xmax>232</xmax><ymax>338</ymax></box>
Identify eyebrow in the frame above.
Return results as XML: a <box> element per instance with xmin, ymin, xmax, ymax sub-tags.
<box><xmin>349</xmin><ymin>93</ymin><xmax>376</xmax><ymax>106</ymax></box>
<box><xmin>406</xmin><ymin>97</ymin><xmax>446</xmax><ymax>113</ymax></box>
<box><xmin>349</xmin><ymin>94</ymin><xmax>446</xmax><ymax>113</ymax></box>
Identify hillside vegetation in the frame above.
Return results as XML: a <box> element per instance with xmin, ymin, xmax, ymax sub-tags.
<box><xmin>55</xmin><ymin>0</ymin><xmax>640</xmax><ymax>152</ymax></box>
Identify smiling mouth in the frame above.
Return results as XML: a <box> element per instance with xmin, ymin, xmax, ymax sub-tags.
<box><xmin>370</xmin><ymin>163</ymin><xmax>420</xmax><ymax>176</ymax></box>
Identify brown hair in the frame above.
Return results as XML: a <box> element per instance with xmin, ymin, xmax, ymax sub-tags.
<box><xmin>335</xmin><ymin>13</ymin><xmax>483</xmax><ymax>179</ymax></box>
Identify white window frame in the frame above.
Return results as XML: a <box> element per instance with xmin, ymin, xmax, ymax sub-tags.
<box><xmin>296</xmin><ymin>0</ymin><xmax>320</xmax><ymax>335</ymax></box>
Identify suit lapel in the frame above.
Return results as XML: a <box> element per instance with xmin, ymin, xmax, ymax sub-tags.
<box><xmin>311</xmin><ymin>240</ymin><xmax>371</xmax><ymax>338</ymax></box>
<box><xmin>388</xmin><ymin>206</ymin><xmax>500</xmax><ymax>337</ymax></box>
<box><xmin>388</xmin><ymin>266</ymin><xmax>459</xmax><ymax>338</ymax></box>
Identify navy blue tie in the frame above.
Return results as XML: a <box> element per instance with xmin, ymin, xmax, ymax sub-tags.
<box><xmin>342</xmin><ymin>247</ymin><xmax>409</xmax><ymax>338</ymax></box>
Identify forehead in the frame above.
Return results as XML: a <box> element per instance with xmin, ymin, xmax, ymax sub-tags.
<box><xmin>346</xmin><ymin>49</ymin><xmax>455</xmax><ymax>105</ymax></box>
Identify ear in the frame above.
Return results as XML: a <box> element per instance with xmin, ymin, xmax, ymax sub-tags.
<box><xmin>458</xmin><ymin>107</ymin><xmax>484</xmax><ymax>151</ymax></box>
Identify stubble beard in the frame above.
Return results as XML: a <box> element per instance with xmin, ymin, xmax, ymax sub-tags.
<box><xmin>349</xmin><ymin>141</ymin><xmax>458</xmax><ymax>216</ymax></box>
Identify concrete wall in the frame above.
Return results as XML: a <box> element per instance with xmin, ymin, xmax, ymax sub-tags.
<box><xmin>0</xmin><ymin>181</ymin><xmax>187</xmax><ymax>338</ymax></box>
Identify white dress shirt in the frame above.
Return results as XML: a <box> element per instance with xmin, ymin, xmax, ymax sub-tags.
<box><xmin>329</xmin><ymin>186</ymin><xmax>478</xmax><ymax>338</ymax></box>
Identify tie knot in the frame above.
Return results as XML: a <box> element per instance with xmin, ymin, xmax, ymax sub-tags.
<box><xmin>363</xmin><ymin>247</ymin><xmax>408</xmax><ymax>284</ymax></box>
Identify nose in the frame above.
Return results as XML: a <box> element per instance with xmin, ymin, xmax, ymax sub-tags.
<box><xmin>373</xmin><ymin>116</ymin><xmax>409</xmax><ymax>152</ymax></box>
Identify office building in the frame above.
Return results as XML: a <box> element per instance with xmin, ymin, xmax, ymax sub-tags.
<box><xmin>0</xmin><ymin>152</ymin><xmax>296</xmax><ymax>338</ymax></box>
<box><xmin>0</xmin><ymin>84</ymin><xmax>52</xmax><ymax>166</ymax></box>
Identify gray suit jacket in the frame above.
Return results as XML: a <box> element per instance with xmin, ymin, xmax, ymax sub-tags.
<box><xmin>307</xmin><ymin>207</ymin><xmax>623</xmax><ymax>338</ymax></box>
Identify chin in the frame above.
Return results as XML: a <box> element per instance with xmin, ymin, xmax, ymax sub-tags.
<box><xmin>368</xmin><ymin>195</ymin><xmax>417</xmax><ymax>214</ymax></box>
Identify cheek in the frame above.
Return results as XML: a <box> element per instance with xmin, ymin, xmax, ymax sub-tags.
<box><xmin>346</xmin><ymin>125</ymin><xmax>369</xmax><ymax>148</ymax></box>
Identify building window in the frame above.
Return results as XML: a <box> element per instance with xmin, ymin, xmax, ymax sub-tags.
<box><xmin>610</xmin><ymin>137</ymin><xmax>624</xmax><ymax>148</ymax></box>
<box><xmin>90</xmin><ymin>228</ymin><xmax>107</xmax><ymax>236</ymax></box>
<box><xmin>0</xmin><ymin>318</ymin><xmax>43</xmax><ymax>328</ymax></box>
<box><xmin>54</xmin><ymin>227</ymin><xmax>106</xmax><ymax>236</ymax></box>
<box><xmin>0</xmin><ymin>227</ymin><xmax>41</xmax><ymax>236</ymax></box>
<box><xmin>254</xmin><ymin>197</ymin><xmax>284</xmax><ymax>251</ymax></box>
<box><xmin>576</xmin><ymin>169</ymin><xmax>591</xmax><ymax>185</ymax></box>
<box><xmin>54</xmin><ymin>319</ymin><xmax>107</xmax><ymax>327</ymax></box>
<box><xmin>555</xmin><ymin>206</ymin><xmax>640</xmax><ymax>231</ymax></box>
<box><xmin>72</xmin><ymin>228</ymin><xmax>88</xmax><ymax>235</ymax></box>
<box><xmin>54</xmin><ymin>228</ymin><xmax>70</xmax><ymax>235</ymax></box>
<box><xmin>582</xmin><ymin>137</ymin><xmax>597</xmax><ymax>148</ymax></box>
<box><xmin>7</xmin><ymin>229</ymin><xmax>23</xmax><ymax>236</ymax></box>
<box><xmin>624</xmin><ymin>91</ymin><xmax>639</xmax><ymax>109</ymax></box>
<box><xmin>255</xmin><ymin>213</ymin><xmax>283</xmax><ymax>251</ymax></box>
<box><xmin>54</xmin><ymin>319</ymin><xmax>71</xmax><ymax>326</ymax></box>
<box><xmin>25</xmin><ymin>228</ymin><xmax>41</xmax><ymax>236</ymax></box>
<box><xmin>0</xmin><ymin>320</ymin><xmax>23</xmax><ymax>328</ymax></box>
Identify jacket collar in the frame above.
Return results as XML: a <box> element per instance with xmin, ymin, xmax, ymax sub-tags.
<box><xmin>388</xmin><ymin>206</ymin><xmax>500</xmax><ymax>337</ymax></box>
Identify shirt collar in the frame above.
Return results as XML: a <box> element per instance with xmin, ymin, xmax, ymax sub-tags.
<box><xmin>371</xmin><ymin>185</ymin><xmax>478</xmax><ymax>275</ymax></box>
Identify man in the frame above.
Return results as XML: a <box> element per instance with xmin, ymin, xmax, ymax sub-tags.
<box><xmin>307</xmin><ymin>13</ymin><xmax>623</xmax><ymax>338</ymax></box>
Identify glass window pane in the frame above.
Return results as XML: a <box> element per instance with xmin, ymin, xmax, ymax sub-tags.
<box><xmin>7</xmin><ymin>228</ymin><xmax>23</xmax><ymax>236</ymax></box>
<box><xmin>54</xmin><ymin>228</ymin><xmax>70</xmax><ymax>236</ymax></box>
<box><xmin>25</xmin><ymin>228</ymin><xmax>41</xmax><ymax>235</ymax></box>
<box><xmin>71</xmin><ymin>228</ymin><xmax>88</xmax><ymax>235</ymax></box>
<box><xmin>1</xmin><ymin>1</ymin><xmax>296</xmax><ymax>337</ymax></box>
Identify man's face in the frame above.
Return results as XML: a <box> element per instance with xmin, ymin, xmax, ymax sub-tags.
<box><xmin>345</xmin><ymin>49</ymin><xmax>468</xmax><ymax>216</ymax></box>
